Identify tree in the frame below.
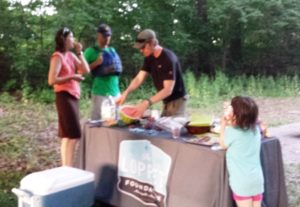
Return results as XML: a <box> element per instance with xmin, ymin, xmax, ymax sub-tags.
<box><xmin>1</xmin><ymin>0</ymin><xmax>300</xmax><ymax>91</ymax></box>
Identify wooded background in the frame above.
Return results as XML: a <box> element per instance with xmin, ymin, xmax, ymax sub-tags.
<box><xmin>1</xmin><ymin>0</ymin><xmax>300</xmax><ymax>91</ymax></box>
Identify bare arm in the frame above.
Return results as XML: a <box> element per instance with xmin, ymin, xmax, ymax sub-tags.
<box><xmin>73</xmin><ymin>43</ymin><xmax>90</xmax><ymax>74</ymax></box>
<box><xmin>131</xmin><ymin>79</ymin><xmax>175</xmax><ymax>118</ymax></box>
<box><xmin>147</xmin><ymin>79</ymin><xmax>174</xmax><ymax>105</ymax></box>
<box><xmin>48</xmin><ymin>56</ymin><xmax>83</xmax><ymax>86</ymax></box>
<box><xmin>116</xmin><ymin>70</ymin><xmax>148</xmax><ymax>105</ymax></box>
<box><xmin>219</xmin><ymin>116</ymin><xmax>228</xmax><ymax>149</ymax></box>
<box><xmin>89</xmin><ymin>55</ymin><xmax>103</xmax><ymax>70</ymax></box>
<box><xmin>219</xmin><ymin>101</ymin><xmax>235</xmax><ymax>149</ymax></box>
<box><xmin>125</xmin><ymin>70</ymin><xmax>148</xmax><ymax>94</ymax></box>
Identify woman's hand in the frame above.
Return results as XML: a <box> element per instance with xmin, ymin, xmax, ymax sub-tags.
<box><xmin>74</xmin><ymin>42</ymin><xmax>83</xmax><ymax>55</ymax></box>
<box><xmin>73</xmin><ymin>43</ymin><xmax>90</xmax><ymax>74</ymax></box>
<box><xmin>223</xmin><ymin>101</ymin><xmax>234</xmax><ymax>125</ymax></box>
<box><xmin>258</xmin><ymin>120</ymin><xmax>270</xmax><ymax>138</ymax></box>
<box><xmin>72</xmin><ymin>74</ymin><xmax>84</xmax><ymax>82</ymax></box>
<box><xmin>219</xmin><ymin>116</ymin><xmax>228</xmax><ymax>149</ymax></box>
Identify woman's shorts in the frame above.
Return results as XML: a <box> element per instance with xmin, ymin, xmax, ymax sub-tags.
<box><xmin>233</xmin><ymin>192</ymin><xmax>263</xmax><ymax>202</ymax></box>
<box><xmin>55</xmin><ymin>91</ymin><xmax>81</xmax><ymax>139</ymax></box>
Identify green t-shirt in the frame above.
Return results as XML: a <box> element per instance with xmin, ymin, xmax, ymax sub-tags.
<box><xmin>84</xmin><ymin>46</ymin><xmax>120</xmax><ymax>96</ymax></box>
<box><xmin>224</xmin><ymin>126</ymin><xmax>264</xmax><ymax>196</ymax></box>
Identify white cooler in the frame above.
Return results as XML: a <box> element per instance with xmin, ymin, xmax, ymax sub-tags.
<box><xmin>12</xmin><ymin>166</ymin><xmax>95</xmax><ymax>207</ymax></box>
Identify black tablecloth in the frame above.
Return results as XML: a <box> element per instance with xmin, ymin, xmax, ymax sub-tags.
<box><xmin>77</xmin><ymin>124</ymin><xmax>288</xmax><ymax>207</ymax></box>
<box><xmin>260</xmin><ymin>138</ymin><xmax>288</xmax><ymax>207</ymax></box>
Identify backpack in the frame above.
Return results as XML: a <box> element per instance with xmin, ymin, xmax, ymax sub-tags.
<box><xmin>91</xmin><ymin>47</ymin><xmax>122</xmax><ymax>77</ymax></box>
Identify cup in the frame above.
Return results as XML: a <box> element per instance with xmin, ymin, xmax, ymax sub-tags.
<box><xmin>172</xmin><ymin>126</ymin><xmax>181</xmax><ymax>139</ymax></box>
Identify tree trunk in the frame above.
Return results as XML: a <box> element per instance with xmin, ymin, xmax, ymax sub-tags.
<box><xmin>196</xmin><ymin>0</ymin><xmax>207</xmax><ymax>22</ymax></box>
<box><xmin>195</xmin><ymin>0</ymin><xmax>214</xmax><ymax>76</ymax></box>
<box><xmin>227</xmin><ymin>12</ymin><xmax>242</xmax><ymax>73</ymax></box>
<box><xmin>40</xmin><ymin>15</ymin><xmax>43</xmax><ymax>50</ymax></box>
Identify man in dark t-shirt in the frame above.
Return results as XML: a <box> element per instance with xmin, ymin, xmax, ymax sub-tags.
<box><xmin>117</xmin><ymin>29</ymin><xmax>188</xmax><ymax>117</ymax></box>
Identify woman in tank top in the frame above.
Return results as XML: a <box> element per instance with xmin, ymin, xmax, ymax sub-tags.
<box><xmin>48</xmin><ymin>27</ymin><xmax>90</xmax><ymax>166</ymax></box>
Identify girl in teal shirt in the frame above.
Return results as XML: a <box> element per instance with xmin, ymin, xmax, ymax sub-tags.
<box><xmin>220</xmin><ymin>96</ymin><xmax>264</xmax><ymax>207</ymax></box>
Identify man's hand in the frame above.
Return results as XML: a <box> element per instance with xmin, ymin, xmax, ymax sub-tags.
<box><xmin>131</xmin><ymin>100</ymin><xmax>149</xmax><ymax>118</ymax></box>
<box><xmin>95</xmin><ymin>54</ymin><xmax>103</xmax><ymax>66</ymax></box>
<box><xmin>116</xmin><ymin>92</ymin><xmax>128</xmax><ymax>106</ymax></box>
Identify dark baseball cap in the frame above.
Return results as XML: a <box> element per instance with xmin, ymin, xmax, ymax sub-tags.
<box><xmin>97</xmin><ymin>24</ymin><xmax>112</xmax><ymax>37</ymax></box>
<box><xmin>133</xmin><ymin>29</ymin><xmax>156</xmax><ymax>49</ymax></box>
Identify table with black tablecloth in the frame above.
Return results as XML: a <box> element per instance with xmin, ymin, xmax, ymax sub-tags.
<box><xmin>77</xmin><ymin>124</ymin><xmax>288</xmax><ymax>207</ymax></box>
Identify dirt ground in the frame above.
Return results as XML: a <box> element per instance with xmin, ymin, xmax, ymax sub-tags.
<box><xmin>256</xmin><ymin>97</ymin><xmax>300</xmax><ymax>127</ymax></box>
<box><xmin>254</xmin><ymin>97</ymin><xmax>300</xmax><ymax>164</ymax></box>
<box><xmin>255</xmin><ymin>97</ymin><xmax>300</xmax><ymax>207</ymax></box>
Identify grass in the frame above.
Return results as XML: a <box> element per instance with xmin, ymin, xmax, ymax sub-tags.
<box><xmin>0</xmin><ymin>171</ymin><xmax>26</xmax><ymax>207</ymax></box>
<box><xmin>0</xmin><ymin>71</ymin><xmax>300</xmax><ymax>206</ymax></box>
<box><xmin>0</xmin><ymin>94</ymin><xmax>61</xmax><ymax>207</ymax></box>
<box><xmin>285</xmin><ymin>164</ymin><xmax>300</xmax><ymax>207</ymax></box>
<box><xmin>184</xmin><ymin>71</ymin><xmax>300</xmax><ymax>108</ymax></box>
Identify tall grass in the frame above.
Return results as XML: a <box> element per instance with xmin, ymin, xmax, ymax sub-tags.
<box><xmin>184</xmin><ymin>70</ymin><xmax>299</xmax><ymax>108</ymax></box>
<box><xmin>12</xmin><ymin>71</ymin><xmax>299</xmax><ymax>119</ymax></box>
<box><xmin>16</xmin><ymin>71</ymin><xmax>299</xmax><ymax>108</ymax></box>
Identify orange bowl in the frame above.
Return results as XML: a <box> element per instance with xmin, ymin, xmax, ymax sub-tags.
<box><xmin>185</xmin><ymin>125</ymin><xmax>210</xmax><ymax>134</ymax></box>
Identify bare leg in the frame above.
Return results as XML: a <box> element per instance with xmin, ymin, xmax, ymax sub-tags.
<box><xmin>61</xmin><ymin>138</ymin><xmax>78</xmax><ymax>166</ymax></box>
<box><xmin>236</xmin><ymin>199</ymin><xmax>253</xmax><ymax>207</ymax></box>
<box><xmin>253</xmin><ymin>201</ymin><xmax>261</xmax><ymax>207</ymax></box>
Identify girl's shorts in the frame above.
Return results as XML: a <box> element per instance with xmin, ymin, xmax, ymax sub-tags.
<box><xmin>233</xmin><ymin>193</ymin><xmax>263</xmax><ymax>202</ymax></box>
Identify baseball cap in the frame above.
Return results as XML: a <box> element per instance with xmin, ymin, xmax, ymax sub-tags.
<box><xmin>133</xmin><ymin>29</ymin><xmax>156</xmax><ymax>49</ymax></box>
<box><xmin>97</xmin><ymin>24</ymin><xmax>112</xmax><ymax>37</ymax></box>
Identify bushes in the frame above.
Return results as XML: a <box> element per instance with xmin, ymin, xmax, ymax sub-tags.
<box><xmin>1</xmin><ymin>71</ymin><xmax>298</xmax><ymax>106</ymax></box>
<box><xmin>184</xmin><ymin>70</ymin><xmax>299</xmax><ymax>107</ymax></box>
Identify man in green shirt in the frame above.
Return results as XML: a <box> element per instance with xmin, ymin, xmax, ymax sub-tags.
<box><xmin>84</xmin><ymin>24</ymin><xmax>121</xmax><ymax>121</ymax></box>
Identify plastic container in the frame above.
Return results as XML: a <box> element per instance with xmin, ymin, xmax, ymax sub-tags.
<box><xmin>12</xmin><ymin>166</ymin><xmax>95</xmax><ymax>207</ymax></box>
<box><xmin>101</xmin><ymin>96</ymin><xmax>116</xmax><ymax>121</ymax></box>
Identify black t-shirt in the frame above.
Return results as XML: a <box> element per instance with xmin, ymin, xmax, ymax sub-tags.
<box><xmin>142</xmin><ymin>48</ymin><xmax>187</xmax><ymax>103</ymax></box>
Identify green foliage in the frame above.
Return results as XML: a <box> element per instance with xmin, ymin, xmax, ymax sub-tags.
<box><xmin>207</xmin><ymin>0</ymin><xmax>300</xmax><ymax>74</ymax></box>
<box><xmin>168</xmin><ymin>70</ymin><xmax>300</xmax><ymax>113</ymax></box>
<box><xmin>0</xmin><ymin>96</ymin><xmax>60</xmax><ymax>206</ymax></box>
<box><xmin>1</xmin><ymin>0</ymin><xmax>300</xmax><ymax>93</ymax></box>
<box><xmin>184</xmin><ymin>71</ymin><xmax>300</xmax><ymax>108</ymax></box>
<box><xmin>0</xmin><ymin>171</ymin><xmax>26</xmax><ymax>207</ymax></box>
<box><xmin>30</xmin><ymin>88</ymin><xmax>55</xmax><ymax>104</ymax></box>
<box><xmin>185</xmin><ymin>70</ymin><xmax>198</xmax><ymax>98</ymax></box>
<box><xmin>0</xmin><ymin>92</ymin><xmax>15</xmax><ymax>103</ymax></box>
<box><xmin>123</xmin><ymin>78</ymin><xmax>156</xmax><ymax>101</ymax></box>
<box><xmin>3</xmin><ymin>79</ymin><xmax>17</xmax><ymax>92</ymax></box>
<box><xmin>20</xmin><ymin>80</ymin><xmax>32</xmax><ymax>102</ymax></box>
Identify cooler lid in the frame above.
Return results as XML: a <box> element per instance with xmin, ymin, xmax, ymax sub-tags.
<box><xmin>20</xmin><ymin>166</ymin><xmax>94</xmax><ymax>195</ymax></box>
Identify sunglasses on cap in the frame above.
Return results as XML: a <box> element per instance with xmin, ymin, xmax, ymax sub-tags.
<box><xmin>135</xmin><ymin>38</ymin><xmax>147</xmax><ymax>43</ymax></box>
<box><xmin>62</xmin><ymin>27</ymin><xmax>71</xmax><ymax>37</ymax></box>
